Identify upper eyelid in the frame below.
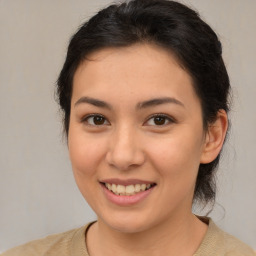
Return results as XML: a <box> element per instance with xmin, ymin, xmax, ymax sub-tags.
<box><xmin>81</xmin><ymin>113</ymin><xmax>110</xmax><ymax>124</ymax></box>
<box><xmin>82</xmin><ymin>113</ymin><xmax>105</xmax><ymax>119</ymax></box>
<box><xmin>143</xmin><ymin>113</ymin><xmax>176</xmax><ymax>126</ymax></box>
<box><xmin>80</xmin><ymin>113</ymin><xmax>175</xmax><ymax>125</ymax></box>
<box><xmin>146</xmin><ymin>113</ymin><xmax>175</xmax><ymax>121</ymax></box>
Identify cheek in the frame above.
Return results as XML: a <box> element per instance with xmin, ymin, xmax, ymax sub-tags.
<box><xmin>146</xmin><ymin>132</ymin><xmax>203</xmax><ymax>177</ymax></box>
<box><xmin>147</xmin><ymin>136</ymin><xmax>203</xmax><ymax>205</ymax></box>
<box><xmin>68</xmin><ymin>129</ymin><xmax>106</xmax><ymax>177</ymax></box>
<box><xmin>68</xmin><ymin>130</ymin><xmax>107</xmax><ymax>205</ymax></box>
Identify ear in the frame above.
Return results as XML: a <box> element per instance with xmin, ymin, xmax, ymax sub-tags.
<box><xmin>200</xmin><ymin>110</ymin><xmax>228</xmax><ymax>164</ymax></box>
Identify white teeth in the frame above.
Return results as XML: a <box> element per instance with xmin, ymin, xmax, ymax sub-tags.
<box><xmin>141</xmin><ymin>184</ymin><xmax>146</xmax><ymax>191</ymax></box>
<box><xmin>112</xmin><ymin>184</ymin><xmax>117</xmax><ymax>194</ymax></box>
<box><xmin>125</xmin><ymin>185</ymin><xmax>135</xmax><ymax>195</ymax></box>
<box><xmin>116</xmin><ymin>185</ymin><xmax>125</xmax><ymax>195</ymax></box>
<box><xmin>135</xmin><ymin>184</ymin><xmax>141</xmax><ymax>193</ymax></box>
<box><xmin>104</xmin><ymin>183</ymin><xmax>154</xmax><ymax>196</ymax></box>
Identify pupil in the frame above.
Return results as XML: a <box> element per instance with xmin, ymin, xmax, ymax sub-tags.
<box><xmin>94</xmin><ymin>116</ymin><xmax>104</xmax><ymax>125</ymax></box>
<box><xmin>154</xmin><ymin>116</ymin><xmax>165</xmax><ymax>125</ymax></box>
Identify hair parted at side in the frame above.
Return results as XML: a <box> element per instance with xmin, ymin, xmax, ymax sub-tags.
<box><xmin>57</xmin><ymin>0</ymin><xmax>230</xmax><ymax>204</ymax></box>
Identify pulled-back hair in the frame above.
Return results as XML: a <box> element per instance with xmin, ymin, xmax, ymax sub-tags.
<box><xmin>57</xmin><ymin>0</ymin><xmax>230</xmax><ymax>204</ymax></box>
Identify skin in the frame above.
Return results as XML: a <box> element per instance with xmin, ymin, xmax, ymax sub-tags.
<box><xmin>68</xmin><ymin>44</ymin><xmax>228</xmax><ymax>256</ymax></box>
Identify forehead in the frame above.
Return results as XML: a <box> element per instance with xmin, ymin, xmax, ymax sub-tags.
<box><xmin>72</xmin><ymin>43</ymin><xmax>199</xmax><ymax>107</ymax></box>
<box><xmin>75</xmin><ymin>43</ymin><xmax>184</xmax><ymax>79</ymax></box>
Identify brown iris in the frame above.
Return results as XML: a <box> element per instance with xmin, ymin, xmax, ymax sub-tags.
<box><xmin>154</xmin><ymin>116</ymin><xmax>166</xmax><ymax>125</ymax></box>
<box><xmin>93</xmin><ymin>116</ymin><xmax>105</xmax><ymax>125</ymax></box>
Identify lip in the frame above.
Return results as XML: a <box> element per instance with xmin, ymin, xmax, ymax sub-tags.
<box><xmin>100</xmin><ymin>178</ymin><xmax>155</xmax><ymax>186</ymax></box>
<box><xmin>100</xmin><ymin>180</ymin><xmax>156</xmax><ymax>206</ymax></box>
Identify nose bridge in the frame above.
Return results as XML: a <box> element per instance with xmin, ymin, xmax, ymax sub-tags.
<box><xmin>106</xmin><ymin>123</ymin><xmax>144</xmax><ymax>170</ymax></box>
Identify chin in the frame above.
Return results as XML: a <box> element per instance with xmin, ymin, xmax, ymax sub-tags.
<box><xmin>110</xmin><ymin>222</ymin><xmax>149</xmax><ymax>234</ymax></box>
<box><xmin>99</xmin><ymin>212</ymin><xmax>158</xmax><ymax>234</ymax></box>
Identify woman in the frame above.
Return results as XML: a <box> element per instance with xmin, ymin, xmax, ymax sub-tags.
<box><xmin>3</xmin><ymin>0</ymin><xmax>255</xmax><ymax>255</ymax></box>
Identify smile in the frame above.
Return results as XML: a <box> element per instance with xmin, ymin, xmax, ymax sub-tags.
<box><xmin>104</xmin><ymin>183</ymin><xmax>155</xmax><ymax>196</ymax></box>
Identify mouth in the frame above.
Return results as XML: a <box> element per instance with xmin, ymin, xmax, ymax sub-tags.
<box><xmin>101</xmin><ymin>182</ymin><xmax>156</xmax><ymax>196</ymax></box>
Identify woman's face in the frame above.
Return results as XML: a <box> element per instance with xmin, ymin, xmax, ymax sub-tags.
<box><xmin>68</xmin><ymin>44</ymin><xmax>207</xmax><ymax>233</ymax></box>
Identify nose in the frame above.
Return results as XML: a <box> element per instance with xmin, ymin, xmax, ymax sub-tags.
<box><xmin>106</xmin><ymin>125</ymin><xmax>145</xmax><ymax>170</ymax></box>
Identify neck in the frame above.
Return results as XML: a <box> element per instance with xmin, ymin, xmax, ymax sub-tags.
<box><xmin>87</xmin><ymin>213</ymin><xmax>208</xmax><ymax>256</ymax></box>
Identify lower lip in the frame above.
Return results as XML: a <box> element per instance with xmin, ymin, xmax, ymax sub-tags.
<box><xmin>101</xmin><ymin>183</ymin><xmax>155</xmax><ymax>206</ymax></box>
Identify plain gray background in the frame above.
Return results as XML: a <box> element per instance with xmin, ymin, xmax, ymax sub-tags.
<box><xmin>0</xmin><ymin>0</ymin><xmax>255</xmax><ymax>252</ymax></box>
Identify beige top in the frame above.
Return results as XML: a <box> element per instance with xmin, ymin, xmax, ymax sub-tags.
<box><xmin>2</xmin><ymin>218</ymin><xmax>255</xmax><ymax>256</ymax></box>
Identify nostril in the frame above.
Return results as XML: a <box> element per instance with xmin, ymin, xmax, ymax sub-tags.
<box><xmin>105</xmin><ymin>146</ymin><xmax>145</xmax><ymax>170</ymax></box>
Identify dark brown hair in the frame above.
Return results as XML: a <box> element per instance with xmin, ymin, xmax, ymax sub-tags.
<box><xmin>57</xmin><ymin>0</ymin><xmax>230</xmax><ymax>204</ymax></box>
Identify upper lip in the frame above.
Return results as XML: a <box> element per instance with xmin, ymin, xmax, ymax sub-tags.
<box><xmin>100</xmin><ymin>178</ymin><xmax>156</xmax><ymax>186</ymax></box>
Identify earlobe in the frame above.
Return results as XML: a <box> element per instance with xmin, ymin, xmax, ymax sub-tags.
<box><xmin>200</xmin><ymin>110</ymin><xmax>228</xmax><ymax>164</ymax></box>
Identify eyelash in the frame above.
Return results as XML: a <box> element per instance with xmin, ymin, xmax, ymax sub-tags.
<box><xmin>81</xmin><ymin>113</ymin><xmax>175</xmax><ymax>127</ymax></box>
<box><xmin>145</xmin><ymin>114</ymin><xmax>175</xmax><ymax>126</ymax></box>
<box><xmin>81</xmin><ymin>114</ymin><xmax>110</xmax><ymax>126</ymax></box>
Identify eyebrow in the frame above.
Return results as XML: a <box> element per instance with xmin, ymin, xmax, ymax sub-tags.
<box><xmin>74</xmin><ymin>96</ymin><xmax>184</xmax><ymax>110</ymax></box>
<box><xmin>137</xmin><ymin>97</ymin><xmax>185</xmax><ymax>109</ymax></box>
<box><xmin>74</xmin><ymin>96</ymin><xmax>112</xmax><ymax>110</ymax></box>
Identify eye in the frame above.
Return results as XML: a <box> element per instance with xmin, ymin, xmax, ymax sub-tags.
<box><xmin>82</xmin><ymin>114</ymin><xmax>109</xmax><ymax>126</ymax></box>
<box><xmin>145</xmin><ymin>114</ymin><xmax>174</xmax><ymax>126</ymax></box>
